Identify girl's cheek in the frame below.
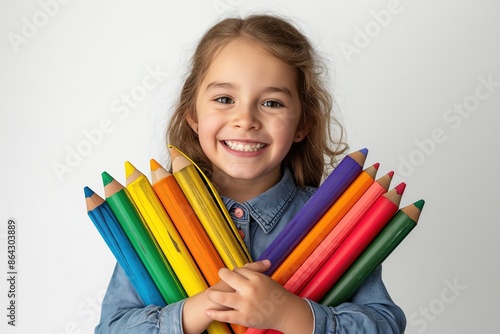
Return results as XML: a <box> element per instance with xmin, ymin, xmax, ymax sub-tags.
<box><xmin>269</xmin><ymin>116</ymin><xmax>299</xmax><ymax>133</ymax></box>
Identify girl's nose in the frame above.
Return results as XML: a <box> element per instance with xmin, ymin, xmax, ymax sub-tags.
<box><xmin>232</xmin><ymin>104</ymin><xmax>261</xmax><ymax>130</ymax></box>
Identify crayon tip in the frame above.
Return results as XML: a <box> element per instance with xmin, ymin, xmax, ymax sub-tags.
<box><xmin>150</xmin><ymin>158</ymin><xmax>162</xmax><ymax>171</ymax></box>
<box><xmin>387</xmin><ymin>171</ymin><xmax>395</xmax><ymax>178</ymax></box>
<box><xmin>84</xmin><ymin>186</ymin><xmax>94</xmax><ymax>198</ymax></box>
<box><xmin>395</xmin><ymin>182</ymin><xmax>406</xmax><ymax>195</ymax></box>
<box><xmin>373</xmin><ymin>162</ymin><xmax>380</xmax><ymax>170</ymax></box>
<box><xmin>169</xmin><ymin>145</ymin><xmax>181</xmax><ymax>160</ymax></box>
<box><xmin>101</xmin><ymin>171</ymin><xmax>114</xmax><ymax>186</ymax></box>
<box><xmin>124</xmin><ymin>161</ymin><xmax>136</xmax><ymax>178</ymax></box>
<box><xmin>414</xmin><ymin>199</ymin><xmax>425</xmax><ymax>210</ymax></box>
<box><xmin>169</xmin><ymin>146</ymin><xmax>193</xmax><ymax>172</ymax></box>
<box><xmin>359</xmin><ymin>148</ymin><xmax>368</xmax><ymax>156</ymax></box>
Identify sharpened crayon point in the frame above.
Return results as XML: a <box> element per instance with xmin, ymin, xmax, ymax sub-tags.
<box><xmin>169</xmin><ymin>145</ymin><xmax>181</xmax><ymax>160</ymax></box>
<box><xmin>170</xmin><ymin>147</ymin><xmax>192</xmax><ymax>172</ymax></box>
<box><xmin>101</xmin><ymin>171</ymin><xmax>114</xmax><ymax>186</ymax></box>
<box><xmin>124</xmin><ymin>161</ymin><xmax>136</xmax><ymax>178</ymax></box>
<box><xmin>125</xmin><ymin>161</ymin><xmax>146</xmax><ymax>185</ymax></box>
<box><xmin>395</xmin><ymin>182</ymin><xmax>406</xmax><ymax>195</ymax></box>
<box><xmin>150</xmin><ymin>159</ymin><xmax>162</xmax><ymax>171</ymax></box>
<box><xmin>387</xmin><ymin>171</ymin><xmax>395</xmax><ymax>178</ymax></box>
<box><xmin>373</xmin><ymin>162</ymin><xmax>380</xmax><ymax>170</ymax></box>
<box><xmin>414</xmin><ymin>199</ymin><xmax>425</xmax><ymax>210</ymax></box>
<box><xmin>84</xmin><ymin>186</ymin><xmax>94</xmax><ymax>198</ymax></box>
<box><xmin>359</xmin><ymin>148</ymin><xmax>368</xmax><ymax>156</ymax></box>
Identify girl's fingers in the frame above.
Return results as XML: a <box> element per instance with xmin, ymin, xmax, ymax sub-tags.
<box><xmin>205</xmin><ymin>287</ymin><xmax>240</xmax><ymax>310</ymax></box>
<box><xmin>228</xmin><ymin>260</ymin><xmax>272</xmax><ymax>282</ymax></box>
<box><xmin>206</xmin><ymin>307</ymin><xmax>268</xmax><ymax>329</ymax></box>
<box><xmin>217</xmin><ymin>267</ymin><xmax>248</xmax><ymax>289</ymax></box>
<box><xmin>214</xmin><ymin>263</ymin><xmax>269</xmax><ymax>297</ymax></box>
<box><xmin>205</xmin><ymin>308</ymin><xmax>238</xmax><ymax>325</ymax></box>
<box><xmin>242</xmin><ymin>259</ymin><xmax>272</xmax><ymax>272</ymax></box>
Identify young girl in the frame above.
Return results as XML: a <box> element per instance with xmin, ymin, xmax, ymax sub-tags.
<box><xmin>96</xmin><ymin>14</ymin><xmax>406</xmax><ymax>334</ymax></box>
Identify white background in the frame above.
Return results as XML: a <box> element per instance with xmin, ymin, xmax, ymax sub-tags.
<box><xmin>1</xmin><ymin>0</ymin><xmax>499</xmax><ymax>333</ymax></box>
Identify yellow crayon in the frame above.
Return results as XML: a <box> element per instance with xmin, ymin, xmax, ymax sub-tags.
<box><xmin>124</xmin><ymin>161</ymin><xmax>208</xmax><ymax>297</ymax></box>
<box><xmin>169</xmin><ymin>145</ymin><xmax>251</xmax><ymax>269</ymax></box>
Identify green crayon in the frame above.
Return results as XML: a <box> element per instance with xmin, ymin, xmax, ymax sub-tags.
<box><xmin>321</xmin><ymin>199</ymin><xmax>424</xmax><ymax>306</ymax></box>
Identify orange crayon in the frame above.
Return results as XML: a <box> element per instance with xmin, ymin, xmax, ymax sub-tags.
<box><xmin>150</xmin><ymin>158</ymin><xmax>226</xmax><ymax>287</ymax></box>
<box><xmin>283</xmin><ymin>171</ymin><xmax>393</xmax><ymax>293</ymax></box>
<box><xmin>169</xmin><ymin>145</ymin><xmax>250</xmax><ymax>268</ymax></box>
<box><xmin>271</xmin><ymin>163</ymin><xmax>380</xmax><ymax>286</ymax></box>
<box><xmin>125</xmin><ymin>161</ymin><xmax>208</xmax><ymax>297</ymax></box>
<box><xmin>298</xmin><ymin>182</ymin><xmax>406</xmax><ymax>301</ymax></box>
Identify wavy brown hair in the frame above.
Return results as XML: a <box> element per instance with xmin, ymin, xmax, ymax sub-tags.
<box><xmin>167</xmin><ymin>14</ymin><xmax>347</xmax><ymax>187</ymax></box>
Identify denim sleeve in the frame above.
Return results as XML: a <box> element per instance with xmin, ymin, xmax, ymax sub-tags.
<box><xmin>95</xmin><ymin>263</ymin><xmax>185</xmax><ymax>334</ymax></box>
<box><xmin>306</xmin><ymin>265</ymin><xmax>406</xmax><ymax>334</ymax></box>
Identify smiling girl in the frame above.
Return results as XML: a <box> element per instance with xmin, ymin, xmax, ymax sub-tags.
<box><xmin>96</xmin><ymin>14</ymin><xmax>406</xmax><ymax>334</ymax></box>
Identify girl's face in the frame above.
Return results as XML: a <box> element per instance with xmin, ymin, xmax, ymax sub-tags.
<box><xmin>190</xmin><ymin>39</ymin><xmax>306</xmax><ymax>194</ymax></box>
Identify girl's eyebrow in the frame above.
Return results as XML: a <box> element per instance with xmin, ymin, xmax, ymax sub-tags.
<box><xmin>205</xmin><ymin>81</ymin><xmax>233</xmax><ymax>91</ymax></box>
<box><xmin>263</xmin><ymin>86</ymin><xmax>293</xmax><ymax>98</ymax></box>
<box><xmin>205</xmin><ymin>81</ymin><xmax>293</xmax><ymax>97</ymax></box>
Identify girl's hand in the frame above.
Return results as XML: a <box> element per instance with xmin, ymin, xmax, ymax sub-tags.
<box><xmin>181</xmin><ymin>260</ymin><xmax>273</xmax><ymax>333</ymax></box>
<box><xmin>205</xmin><ymin>260</ymin><xmax>313</xmax><ymax>333</ymax></box>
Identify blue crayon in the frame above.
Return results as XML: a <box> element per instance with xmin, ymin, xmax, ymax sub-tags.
<box><xmin>84</xmin><ymin>186</ymin><xmax>166</xmax><ymax>306</ymax></box>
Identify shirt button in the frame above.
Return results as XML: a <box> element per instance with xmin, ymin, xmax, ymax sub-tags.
<box><xmin>238</xmin><ymin>229</ymin><xmax>245</xmax><ymax>239</ymax></box>
<box><xmin>234</xmin><ymin>207</ymin><xmax>244</xmax><ymax>218</ymax></box>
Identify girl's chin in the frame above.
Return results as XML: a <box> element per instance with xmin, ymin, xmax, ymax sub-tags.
<box><xmin>213</xmin><ymin>165</ymin><xmax>280</xmax><ymax>185</ymax></box>
<box><xmin>216</xmin><ymin>169</ymin><xmax>260</xmax><ymax>182</ymax></box>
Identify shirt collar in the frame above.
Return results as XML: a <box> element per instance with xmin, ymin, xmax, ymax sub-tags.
<box><xmin>222</xmin><ymin>168</ymin><xmax>297</xmax><ymax>234</ymax></box>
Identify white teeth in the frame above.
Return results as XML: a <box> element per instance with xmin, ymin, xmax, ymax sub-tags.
<box><xmin>224</xmin><ymin>141</ymin><xmax>265</xmax><ymax>152</ymax></box>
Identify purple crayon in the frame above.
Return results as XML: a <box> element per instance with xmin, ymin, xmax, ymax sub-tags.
<box><xmin>258</xmin><ymin>148</ymin><xmax>368</xmax><ymax>276</ymax></box>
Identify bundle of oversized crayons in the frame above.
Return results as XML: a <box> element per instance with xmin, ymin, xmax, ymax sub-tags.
<box><xmin>84</xmin><ymin>146</ymin><xmax>424</xmax><ymax>334</ymax></box>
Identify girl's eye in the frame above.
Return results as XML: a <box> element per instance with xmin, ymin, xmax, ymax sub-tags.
<box><xmin>262</xmin><ymin>100</ymin><xmax>283</xmax><ymax>108</ymax></box>
<box><xmin>215</xmin><ymin>96</ymin><xmax>234</xmax><ymax>104</ymax></box>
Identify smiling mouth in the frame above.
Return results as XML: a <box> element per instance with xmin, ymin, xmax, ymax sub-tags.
<box><xmin>223</xmin><ymin>140</ymin><xmax>267</xmax><ymax>152</ymax></box>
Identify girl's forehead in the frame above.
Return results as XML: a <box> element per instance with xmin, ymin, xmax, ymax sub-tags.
<box><xmin>214</xmin><ymin>38</ymin><xmax>284</xmax><ymax>65</ymax></box>
<box><xmin>202</xmin><ymin>39</ymin><xmax>297</xmax><ymax>89</ymax></box>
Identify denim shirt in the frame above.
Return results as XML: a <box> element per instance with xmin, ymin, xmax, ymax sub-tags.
<box><xmin>96</xmin><ymin>168</ymin><xmax>406</xmax><ymax>333</ymax></box>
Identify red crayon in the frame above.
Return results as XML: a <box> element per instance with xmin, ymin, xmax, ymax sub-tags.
<box><xmin>257</xmin><ymin>148</ymin><xmax>368</xmax><ymax>276</ymax></box>
<box><xmin>298</xmin><ymin>182</ymin><xmax>406</xmax><ymax>302</ymax></box>
<box><xmin>245</xmin><ymin>174</ymin><xmax>396</xmax><ymax>334</ymax></box>
<box><xmin>271</xmin><ymin>163</ymin><xmax>379</xmax><ymax>286</ymax></box>
<box><xmin>283</xmin><ymin>171</ymin><xmax>393</xmax><ymax>294</ymax></box>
